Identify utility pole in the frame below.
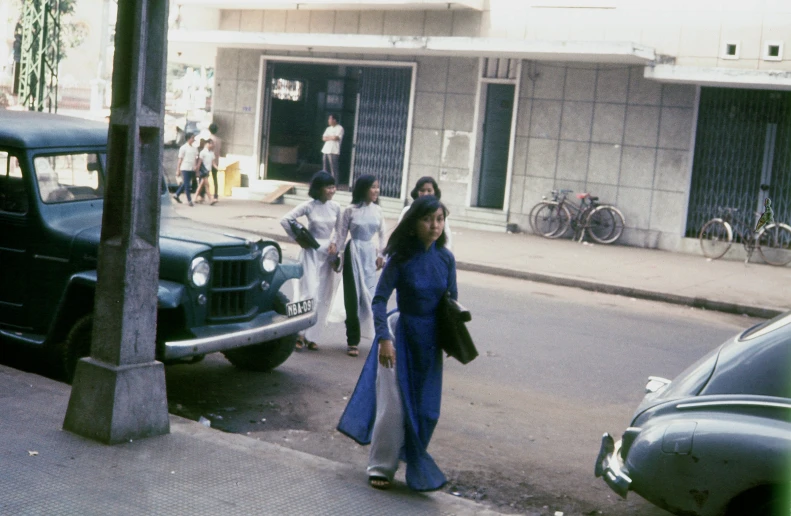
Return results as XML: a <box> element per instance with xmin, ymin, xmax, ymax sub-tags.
<box><xmin>63</xmin><ymin>0</ymin><xmax>170</xmax><ymax>444</ymax></box>
<box><xmin>17</xmin><ymin>0</ymin><xmax>60</xmax><ymax>112</ymax></box>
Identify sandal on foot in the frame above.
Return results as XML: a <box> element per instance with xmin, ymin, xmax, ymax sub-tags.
<box><xmin>307</xmin><ymin>340</ymin><xmax>319</xmax><ymax>351</ymax></box>
<box><xmin>368</xmin><ymin>476</ymin><xmax>391</xmax><ymax>490</ymax></box>
<box><xmin>295</xmin><ymin>337</ymin><xmax>305</xmax><ymax>351</ymax></box>
<box><xmin>347</xmin><ymin>346</ymin><xmax>359</xmax><ymax>357</ymax></box>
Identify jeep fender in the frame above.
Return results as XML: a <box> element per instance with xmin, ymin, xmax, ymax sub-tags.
<box><xmin>50</xmin><ymin>271</ymin><xmax>187</xmax><ymax>343</ymax></box>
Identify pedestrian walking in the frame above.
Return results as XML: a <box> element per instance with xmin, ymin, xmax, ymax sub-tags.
<box><xmin>331</xmin><ymin>175</ymin><xmax>386</xmax><ymax>357</ymax></box>
<box><xmin>195</xmin><ymin>139</ymin><xmax>214</xmax><ymax>203</ymax></box>
<box><xmin>279</xmin><ymin>171</ymin><xmax>342</xmax><ymax>351</ymax></box>
<box><xmin>337</xmin><ymin>194</ymin><xmax>456</xmax><ymax>492</ymax></box>
<box><xmin>173</xmin><ymin>132</ymin><xmax>199</xmax><ymax>206</ymax></box>
<box><xmin>208</xmin><ymin>123</ymin><xmax>222</xmax><ymax>205</ymax></box>
<box><xmin>399</xmin><ymin>176</ymin><xmax>453</xmax><ymax>250</ymax></box>
<box><xmin>321</xmin><ymin>114</ymin><xmax>344</xmax><ymax>178</ymax></box>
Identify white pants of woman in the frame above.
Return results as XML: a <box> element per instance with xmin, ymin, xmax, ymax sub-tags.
<box><xmin>367</xmin><ymin>314</ymin><xmax>405</xmax><ymax>481</ymax></box>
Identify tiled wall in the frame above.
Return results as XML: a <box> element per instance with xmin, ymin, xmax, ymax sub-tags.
<box><xmin>509</xmin><ymin>63</ymin><xmax>698</xmax><ymax>249</ymax></box>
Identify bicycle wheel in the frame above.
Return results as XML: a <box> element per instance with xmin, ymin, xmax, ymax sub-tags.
<box><xmin>586</xmin><ymin>205</ymin><xmax>625</xmax><ymax>244</ymax></box>
<box><xmin>534</xmin><ymin>202</ymin><xmax>570</xmax><ymax>238</ymax></box>
<box><xmin>699</xmin><ymin>219</ymin><xmax>733</xmax><ymax>259</ymax></box>
<box><xmin>528</xmin><ymin>200</ymin><xmax>546</xmax><ymax>234</ymax></box>
<box><xmin>757</xmin><ymin>223</ymin><xmax>791</xmax><ymax>266</ymax></box>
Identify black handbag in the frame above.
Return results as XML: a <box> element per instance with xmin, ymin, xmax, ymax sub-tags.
<box><xmin>288</xmin><ymin>219</ymin><xmax>320</xmax><ymax>250</ymax></box>
<box><xmin>437</xmin><ymin>292</ymin><xmax>478</xmax><ymax>364</ymax></box>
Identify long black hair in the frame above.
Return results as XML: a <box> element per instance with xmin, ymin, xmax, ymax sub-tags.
<box><xmin>410</xmin><ymin>176</ymin><xmax>441</xmax><ymax>200</ymax></box>
<box><xmin>308</xmin><ymin>170</ymin><xmax>336</xmax><ymax>200</ymax></box>
<box><xmin>351</xmin><ymin>174</ymin><xmax>378</xmax><ymax>206</ymax></box>
<box><xmin>384</xmin><ymin>195</ymin><xmax>448</xmax><ymax>262</ymax></box>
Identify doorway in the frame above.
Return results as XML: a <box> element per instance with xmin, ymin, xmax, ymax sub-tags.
<box><xmin>477</xmin><ymin>83</ymin><xmax>515</xmax><ymax>209</ymax></box>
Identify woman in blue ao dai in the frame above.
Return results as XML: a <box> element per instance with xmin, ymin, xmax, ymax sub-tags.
<box><xmin>279</xmin><ymin>171</ymin><xmax>341</xmax><ymax>350</ymax></box>
<box><xmin>337</xmin><ymin>195</ymin><xmax>457</xmax><ymax>492</ymax></box>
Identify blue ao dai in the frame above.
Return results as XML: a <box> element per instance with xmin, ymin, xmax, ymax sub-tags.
<box><xmin>280</xmin><ymin>199</ymin><xmax>341</xmax><ymax>343</ymax></box>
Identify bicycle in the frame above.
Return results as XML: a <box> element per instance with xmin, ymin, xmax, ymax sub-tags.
<box><xmin>699</xmin><ymin>207</ymin><xmax>791</xmax><ymax>266</ymax></box>
<box><xmin>531</xmin><ymin>190</ymin><xmax>625</xmax><ymax>244</ymax></box>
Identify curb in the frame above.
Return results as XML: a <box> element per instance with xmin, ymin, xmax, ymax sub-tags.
<box><xmin>197</xmin><ymin>219</ymin><xmax>783</xmax><ymax>320</ymax></box>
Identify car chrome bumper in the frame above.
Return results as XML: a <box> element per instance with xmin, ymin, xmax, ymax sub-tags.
<box><xmin>594</xmin><ymin>433</ymin><xmax>632</xmax><ymax>498</ymax></box>
<box><xmin>162</xmin><ymin>309</ymin><xmax>317</xmax><ymax>360</ymax></box>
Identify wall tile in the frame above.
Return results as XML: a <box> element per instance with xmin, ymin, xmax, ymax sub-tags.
<box><xmin>525</xmin><ymin>138</ymin><xmax>558</xmax><ymax>178</ymax></box>
<box><xmin>509</xmin><ymin>174</ymin><xmax>526</xmax><ymax>212</ymax></box>
<box><xmin>560</xmin><ymin>101</ymin><xmax>594</xmax><ymax>141</ymax></box>
<box><xmin>240</xmin><ymin>10</ymin><xmax>263</xmax><ymax>32</ymax></box>
<box><xmin>215</xmin><ymin>48</ymin><xmax>240</xmax><ymax>81</ymax></box>
<box><xmin>410</xmin><ymin>128</ymin><xmax>442</xmax><ymax>166</ymax></box>
<box><xmin>406</xmin><ymin>164</ymin><xmax>440</xmax><ymax>193</ymax></box>
<box><xmin>333</xmin><ymin>11</ymin><xmax>359</xmax><ymax>34</ymax></box>
<box><xmin>662</xmin><ymin>84</ymin><xmax>696</xmax><ymax>108</ymax></box>
<box><xmin>556</xmin><ymin>141</ymin><xmax>590</xmax><ymax>182</ymax></box>
<box><xmin>624</xmin><ymin>105</ymin><xmax>660</xmax><ymax>147</ymax></box>
<box><xmin>214</xmin><ymin>79</ymin><xmax>237</xmax><ymax>113</ymax></box>
<box><xmin>285</xmin><ymin>10</ymin><xmax>311</xmax><ymax>33</ymax></box>
<box><xmin>444</xmin><ymin>94</ymin><xmax>476</xmax><ymax>132</ymax></box>
<box><xmin>616</xmin><ymin>186</ymin><xmax>653</xmax><ymax>230</ymax></box>
<box><xmin>591</xmin><ymin>103</ymin><xmax>626</xmax><ymax>144</ymax></box>
<box><xmin>659</xmin><ymin>107</ymin><xmax>693</xmax><ymax>150</ymax></box>
<box><xmin>452</xmin><ymin>11</ymin><xmax>481</xmax><ymax>37</ymax></box>
<box><xmin>219</xmin><ymin>10</ymin><xmax>241</xmax><ymax>31</ymax></box>
<box><xmin>515</xmin><ymin>98</ymin><xmax>533</xmax><ymax>138</ymax></box>
<box><xmin>232</xmin><ymin>113</ymin><xmax>256</xmax><ymax>149</ymax></box>
<box><xmin>237</xmin><ymin>51</ymin><xmax>262</xmax><ymax>82</ymax></box>
<box><xmin>447</xmin><ymin>57</ymin><xmax>479</xmax><ymax>95</ymax></box>
<box><xmin>529</xmin><ymin>100</ymin><xmax>562</xmax><ymax>139</ymax></box>
<box><xmin>441</xmin><ymin>130</ymin><xmax>472</xmax><ymax>169</ymax></box>
<box><xmin>533</xmin><ymin>64</ymin><xmax>566</xmax><ymax>100</ymax></box>
<box><xmin>595</xmin><ymin>67</ymin><xmax>629</xmax><ymax>103</ymax></box>
<box><xmin>587</xmin><ymin>143</ymin><xmax>621</xmax><ymax>185</ymax></box>
<box><xmin>425</xmin><ymin>11</ymin><xmax>453</xmax><ymax>36</ymax></box>
<box><xmin>413</xmin><ymin>92</ymin><xmax>445</xmax><ymax>130</ymax></box>
<box><xmin>234</xmin><ymin>81</ymin><xmax>259</xmax><ymax>114</ymax></box>
<box><xmin>416</xmin><ymin>57</ymin><xmax>449</xmax><ymax>93</ymax></box>
<box><xmin>620</xmin><ymin>146</ymin><xmax>656</xmax><ymax>188</ymax></box>
<box><xmin>262</xmin><ymin>10</ymin><xmax>287</xmax><ymax>33</ymax></box>
<box><xmin>584</xmin><ymin>183</ymin><xmax>618</xmax><ymax>205</ymax></box>
<box><xmin>654</xmin><ymin>149</ymin><xmax>691</xmax><ymax>192</ymax></box>
<box><xmin>650</xmin><ymin>190</ymin><xmax>687</xmax><ymax>234</ymax></box>
<box><xmin>520</xmin><ymin>176</ymin><xmax>556</xmax><ymax>215</ymax></box>
<box><xmin>512</xmin><ymin>136</ymin><xmax>529</xmax><ymax>177</ymax></box>
<box><xmin>359</xmin><ymin>11</ymin><xmax>384</xmax><ymax>35</ymax></box>
<box><xmin>384</xmin><ymin>11</ymin><xmax>426</xmax><ymax>36</ymax></box>
<box><xmin>310</xmin><ymin>11</ymin><xmax>336</xmax><ymax>34</ymax></box>
<box><xmin>564</xmin><ymin>68</ymin><xmax>596</xmax><ymax>102</ymax></box>
<box><xmin>628</xmin><ymin>67</ymin><xmax>662</xmax><ymax>106</ymax></box>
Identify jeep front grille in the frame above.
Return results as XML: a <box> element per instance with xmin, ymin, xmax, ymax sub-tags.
<box><xmin>209</xmin><ymin>258</ymin><xmax>256</xmax><ymax>319</ymax></box>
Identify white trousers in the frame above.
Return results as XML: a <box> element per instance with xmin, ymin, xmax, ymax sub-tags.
<box><xmin>367</xmin><ymin>314</ymin><xmax>404</xmax><ymax>481</ymax></box>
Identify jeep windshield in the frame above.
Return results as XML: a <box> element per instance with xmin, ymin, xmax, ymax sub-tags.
<box><xmin>34</xmin><ymin>153</ymin><xmax>105</xmax><ymax>204</ymax></box>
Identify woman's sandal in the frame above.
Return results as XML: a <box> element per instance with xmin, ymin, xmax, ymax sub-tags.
<box><xmin>307</xmin><ymin>340</ymin><xmax>319</xmax><ymax>351</ymax></box>
<box><xmin>368</xmin><ymin>476</ymin><xmax>391</xmax><ymax>490</ymax></box>
<box><xmin>347</xmin><ymin>346</ymin><xmax>359</xmax><ymax>357</ymax></box>
<box><xmin>295</xmin><ymin>337</ymin><xmax>305</xmax><ymax>351</ymax></box>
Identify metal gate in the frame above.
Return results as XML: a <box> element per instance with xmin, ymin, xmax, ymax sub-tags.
<box><xmin>686</xmin><ymin>88</ymin><xmax>791</xmax><ymax>237</ymax></box>
<box><xmin>352</xmin><ymin>67</ymin><xmax>411</xmax><ymax>198</ymax></box>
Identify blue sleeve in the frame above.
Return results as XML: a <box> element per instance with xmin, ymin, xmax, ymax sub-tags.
<box><xmin>372</xmin><ymin>258</ymin><xmax>399</xmax><ymax>342</ymax></box>
<box><xmin>447</xmin><ymin>251</ymin><xmax>458</xmax><ymax>301</ymax></box>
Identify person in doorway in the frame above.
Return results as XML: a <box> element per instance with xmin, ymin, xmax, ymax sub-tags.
<box><xmin>208</xmin><ymin>123</ymin><xmax>222</xmax><ymax>205</ymax></box>
<box><xmin>398</xmin><ymin>176</ymin><xmax>453</xmax><ymax>251</ymax></box>
<box><xmin>337</xmin><ymin>194</ymin><xmax>456</xmax><ymax>492</ymax></box>
<box><xmin>173</xmin><ymin>132</ymin><xmax>199</xmax><ymax>206</ymax></box>
<box><xmin>330</xmin><ymin>175</ymin><xmax>386</xmax><ymax>357</ymax></box>
<box><xmin>321</xmin><ymin>114</ymin><xmax>344</xmax><ymax>178</ymax></box>
<box><xmin>279</xmin><ymin>171</ymin><xmax>342</xmax><ymax>351</ymax></box>
<box><xmin>195</xmin><ymin>138</ymin><xmax>215</xmax><ymax>203</ymax></box>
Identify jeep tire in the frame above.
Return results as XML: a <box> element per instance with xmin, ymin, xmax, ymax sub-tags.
<box><xmin>55</xmin><ymin>315</ymin><xmax>93</xmax><ymax>384</ymax></box>
<box><xmin>221</xmin><ymin>292</ymin><xmax>297</xmax><ymax>372</ymax></box>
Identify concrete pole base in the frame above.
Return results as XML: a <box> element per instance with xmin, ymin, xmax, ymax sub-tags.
<box><xmin>63</xmin><ymin>357</ymin><xmax>170</xmax><ymax>444</ymax></box>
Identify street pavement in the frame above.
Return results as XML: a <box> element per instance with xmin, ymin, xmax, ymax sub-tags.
<box><xmin>174</xmin><ymin>197</ymin><xmax>789</xmax><ymax>319</ymax></box>
<box><xmin>2</xmin><ymin>194</ymin><xmax>786</xmax><ymax>515</ymax></box>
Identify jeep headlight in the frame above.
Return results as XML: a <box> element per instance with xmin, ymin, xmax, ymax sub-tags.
<box><xmin>189</xmin><ymin>257</ymin><xmax>211</xmax><ymax>287</ymax></box>
<box><xmin>261</xmin><ymin>245</ymin><xmax>280</xmax><ymax>273</ymax></box>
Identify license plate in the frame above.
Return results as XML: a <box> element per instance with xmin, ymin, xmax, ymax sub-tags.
<box><xmin>286</xmin><ymin>299</ymin><xmax>314</xmax><ymax>317</ymax></box>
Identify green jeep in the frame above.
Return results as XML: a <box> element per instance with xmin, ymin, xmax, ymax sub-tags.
<box><xmin>0</xmin><ymin>110</ymin><xmax>315</xmax><ymax>381</ymax></box>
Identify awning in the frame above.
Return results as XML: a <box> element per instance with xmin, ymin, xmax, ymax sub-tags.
<box><xmin>645</xmin><ymin>65</ymin><xmax>791</xmax><ymax>91</ymax></box>
<box><xmin>174</xmin><ymin>0</ymin><xmax>484</xmax><ymax>10</ymax></box>
<box><xmin>168</xmin><ymin>29</ymin><xmax>656</xmax><ymax>65</ymax></box>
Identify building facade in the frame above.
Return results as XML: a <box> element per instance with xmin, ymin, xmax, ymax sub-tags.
<box><xmin>170</xmin><ymin>1</ymin><xmax>791</xmax><ymax>252</ymax></box>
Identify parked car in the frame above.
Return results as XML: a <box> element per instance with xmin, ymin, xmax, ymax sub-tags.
<box><xmin>595</xmin><ymin>311</ymin><xmax>791</xmax><ymax>516</ymax></box>
<box><xmin>0</xmin><ymin>110</ymin><xmax>316</xmax><ymax>381</ymax></box>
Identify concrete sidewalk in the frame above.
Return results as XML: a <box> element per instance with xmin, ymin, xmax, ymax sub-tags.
<box><xmin>0</xmin><ymin>365</ymin><xmax>504</xmax><ymax>515</ymax></box>
<box><xmin>173</xmin><ymin>198</ymin><xmax>790</xmax><ymax>319</ymax></box>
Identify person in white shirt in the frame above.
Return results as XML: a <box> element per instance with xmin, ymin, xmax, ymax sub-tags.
<box><xmin>195</xmin><ymin>139</ymin><xmax>215</xmax><ymax>204</ymax></box>
<box><xmin>173</xmin><ymin>132</ymin><xmax>199</xmax><ymax>206</ymax></box>
<box><xmin>321</xmin><ymin>114</ymin><xmax>344</xmax><ymax>178</ymax></box>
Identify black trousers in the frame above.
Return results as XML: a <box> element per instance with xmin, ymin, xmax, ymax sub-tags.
<box><xmin>211</xmin><ymin>166</ymin><xmax>219</xmax><ymax>199</ymax></box>
<box><xmin>342</xmin><ymin>242</ymin><xmax>360</xmax><ymax>347</ymax></box>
